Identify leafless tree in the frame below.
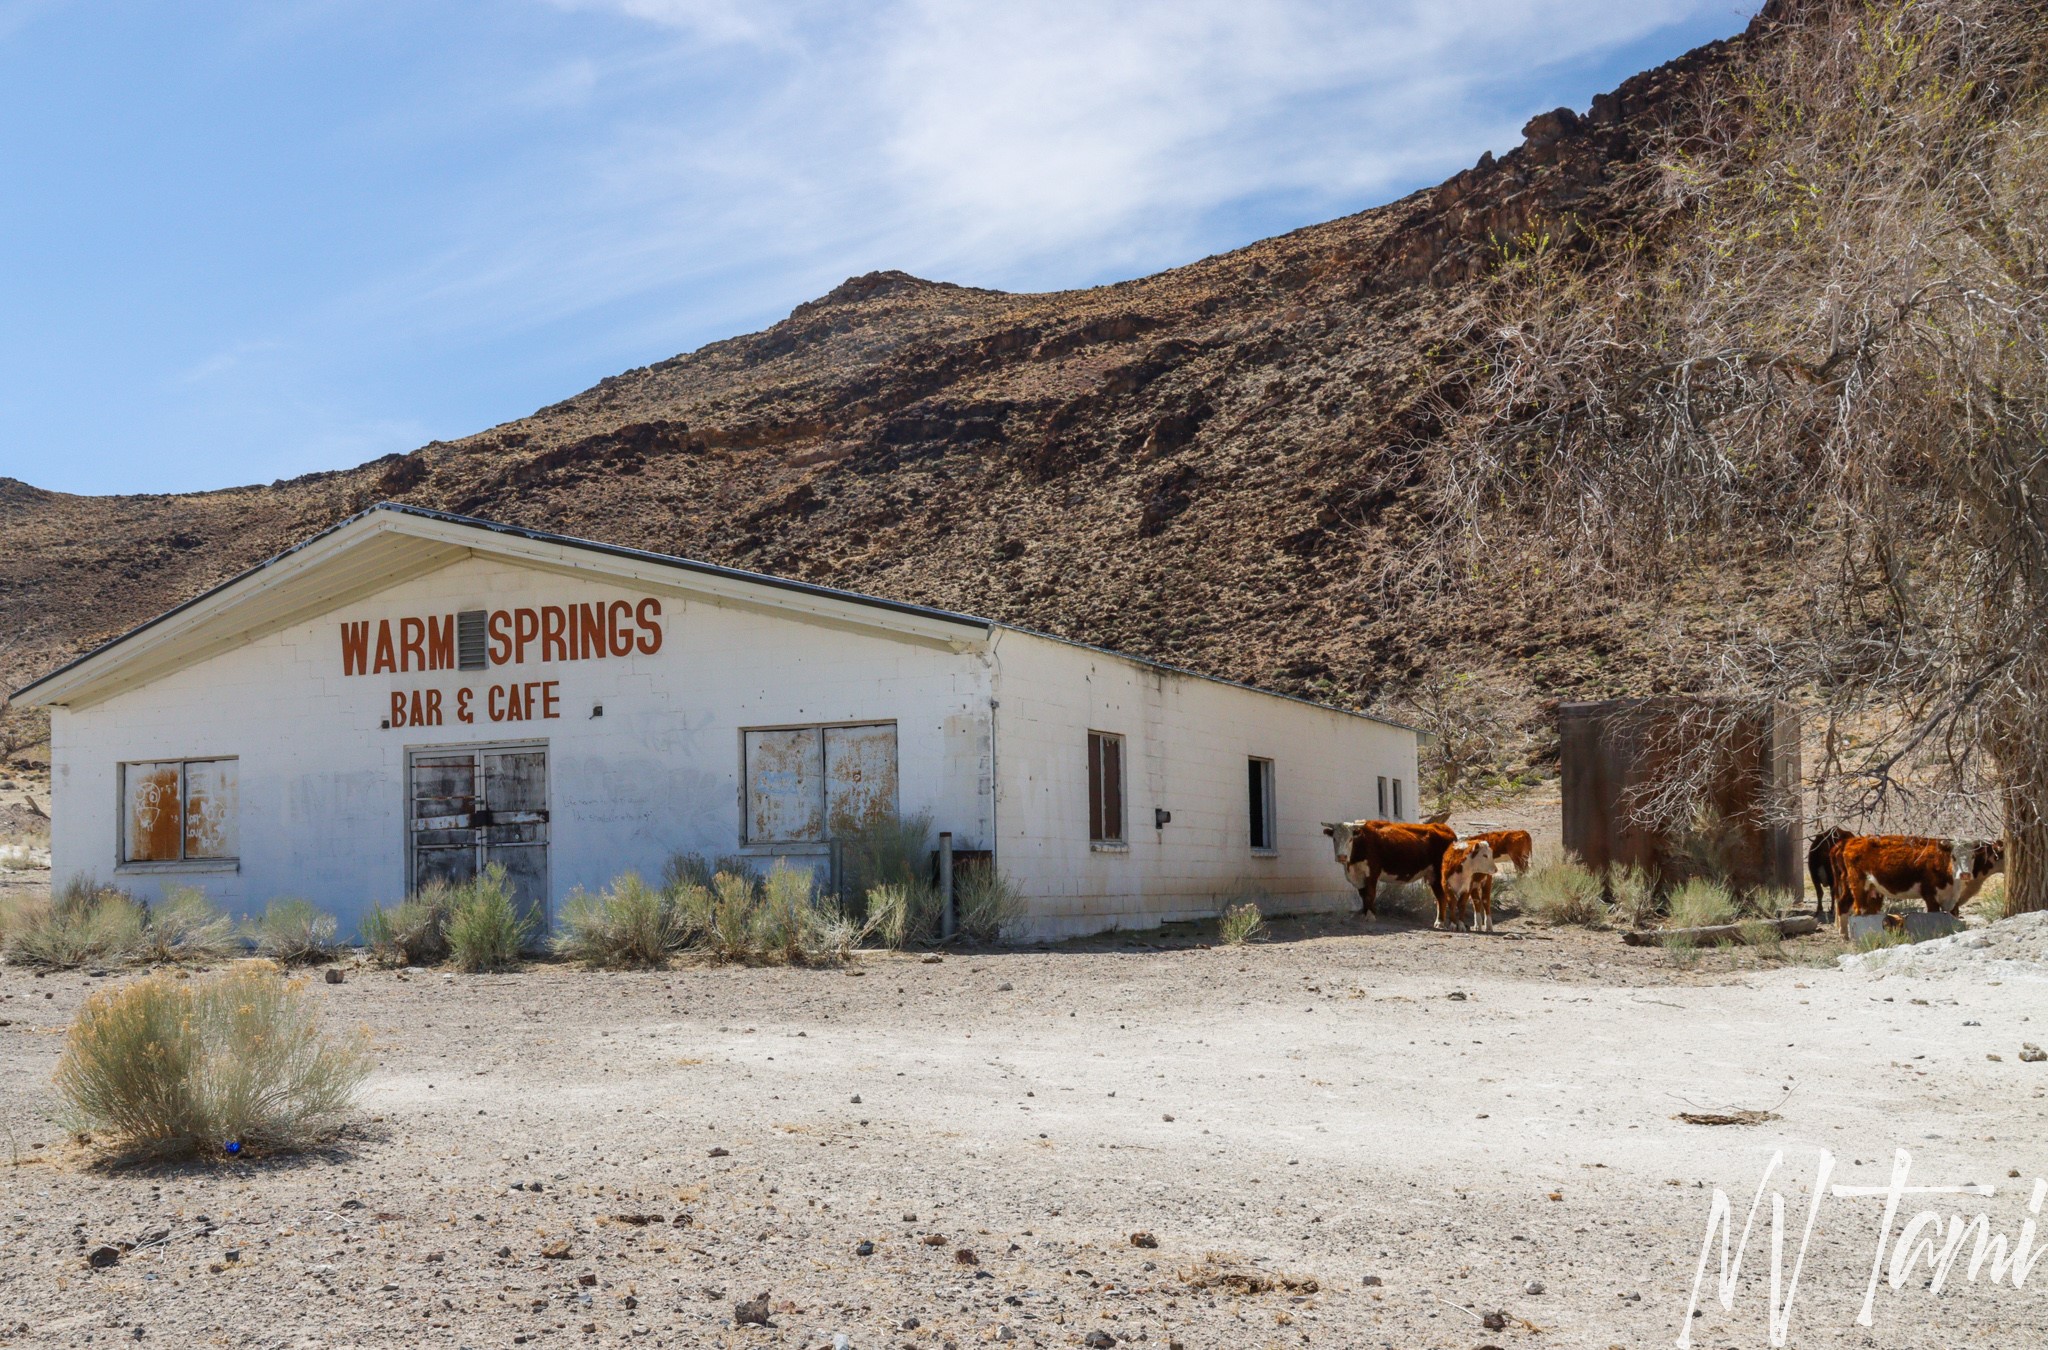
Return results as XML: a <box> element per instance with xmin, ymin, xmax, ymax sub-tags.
<box><xmin>1429</xmin><ymin>0</ymin><xmax>2048</xmax><ymax>911</ymax></box>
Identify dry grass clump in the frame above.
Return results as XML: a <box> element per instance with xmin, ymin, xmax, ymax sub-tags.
<box><xmin>865</xmin><ymin>880</ymin><xmax>946</xmax><ymax>950</ymax></box>
<box><xmin>249</xmin><ymin>898</ymin><xmax>340</xmax><ymax>965</ymax></box>
<box><xmin>1218</xmin><ymin>902</ymin><xmax>1266</xmax><ymax>946</ymax></box>
<box><xmin>662</xmin><ymin>852</ymin><xmax>760</xmax><ymax>893</ymax></box>
<box><xmin>835</xmin><ymin>810</ymin><xmax>934</xmax><ymax>902</ymax></box>
<box><xmin>444</xmin><ymin>866</ymin><xmax>534</xmax><ymax>972</ymax></box>
<box><xmin>139</xmin><ymin>887</ymin><xmax>237</xmax><ymax>965</ymax></box>
<box><xmin>695</xmin><ymin>863</ymin><xmax>876</xmax><ymax>965</ymax></box>
<box><xmin>956</xmin><ymin>866</ymin><xmax>1026</xmax><ymax>943</ymax></box>
<box><xmin>2</xmin><ymin>877</ymin><xmax>146</xmax><ymax>969</ymax></box>
<box><xmin>1521</xmin><ymin>858</ymin><xmax>1606</xmax><ymax>927</ymax></box>
<box><xmin>55</xmin><ymin>963</ymin><xmax>370</xmax><ymax>1159</ymax></box>
<box><xmin>1666</xmin><ymin>878</ymin><xmax>1739</xmax><ymax>931</ymax></box>
<box><xmin>1606</xmin><ymin>865</ymin><xmax>1660</xmax><ymax>930</ymax></box>
<box><xmin>362</xmin><ymin>887</ymin><xmax>452</xmax><ymax>967</ymax></box>
<box><xmin>556</xmin><ymin>872</ymin><xmax>691</xmax><ymax>969</ymax></box>
<box><xmin>1179</xmin><ymin>1251</ymin><xmax>1320</xmax><ymax>1296</ymax></box>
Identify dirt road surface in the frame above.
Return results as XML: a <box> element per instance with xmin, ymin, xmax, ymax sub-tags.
<box><xmin>2</xmin><ymin>915</ymin><xmax>2044</xmax><ymax>1349</ymax></box>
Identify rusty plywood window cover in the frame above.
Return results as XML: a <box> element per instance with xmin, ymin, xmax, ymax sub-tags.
<box><xmin>1088</xmin><ymin>731</ymin><xmax>1125</xmax><ymax>845</ymax></box>
<box><xmin>122</xmin><ymin>758</ymin><xmax>238</xmax><ymax>866</ymax></box>
<box><xmin>743</xmin><ymin>722</ymin><xmax>898</xmax><ymax>846</ymax></box>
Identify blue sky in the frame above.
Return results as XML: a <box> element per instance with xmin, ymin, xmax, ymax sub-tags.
<box><xmin>0</xmin><ymin>1</ymin><xmax>1760</xmax><ymax>496</ymax></box>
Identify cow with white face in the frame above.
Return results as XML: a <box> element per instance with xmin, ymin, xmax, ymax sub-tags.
<box><xmin>1440</xmin><ymin>838</ymin><xmax>1497</xmax><ymax>932</ymax></box>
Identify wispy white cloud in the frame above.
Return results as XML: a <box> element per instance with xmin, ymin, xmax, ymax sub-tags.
<box><xmin>375</xmin><ymin>0</ymin><xmax>1746</xmax><ymax>341</ymax></box>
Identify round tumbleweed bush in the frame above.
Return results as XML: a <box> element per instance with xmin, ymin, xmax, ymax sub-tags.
<box><xmin>55</xmin><ymin>963</ymin><xmax>371</xmax><ymax>1158</ymax></box>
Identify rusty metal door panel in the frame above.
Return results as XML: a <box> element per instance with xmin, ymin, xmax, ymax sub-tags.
<box><xmin>409</xmin><ymin>745</ymin><xmax>550</xmax><ymax>934</ymax></box>
<box><xmin>824</xmin><ymin>723</ymin><xmax>898</xmax><ymax>833</ymax></box>
<box><xmin>182</xmin><ymin>760</ymin><xmax>238</xmax><ymax>860</ymax></box>
<box><xmin>124</xmin><ymin>763</ymin><xmax>183</xmax><ymax>863</ymax></box>
<box><xmin>481</xmin><ymin>750</ymin><xmax>550</xmax><ymax>930</ymax></box>
<box><xmin>745</xmin><ymin>727</ymin><xmax>824</xmax><ymax>843</ymax></box>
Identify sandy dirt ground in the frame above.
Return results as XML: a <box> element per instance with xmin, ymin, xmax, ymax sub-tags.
<box><xmin>2</xmin><ymin>901</ymin><xmax>2045</xmax><ymax>1350</ymax></box>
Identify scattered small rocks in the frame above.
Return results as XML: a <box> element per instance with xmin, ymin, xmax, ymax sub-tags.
<box><xmin>540</xmin><ymin>1240</ymin><xmax>573</xmax><ymax>1260</ymax></box>
<box><xmin>1129</xmin><ymin>1231</ymin><xmax>1159</xmax><ymax>1249</ymax></box>
<box><xmin>1482</xmin><ymin>1309</ymin><xmax>1508</xmax><ymax>1331</ymax></box>
<box><xmin>1360</xmin><ymin>1274</ymin><xmax>1382</xmax><ymax>1287</ymax></box>
<box><xmin>922</xmin><ymin>1234</ymin><xmax>947</xmax><ymax>1247</ymax></box>
<box><xmin>708</xmin><ymin>1147</ymin><xmax>730</xmax><ymax>1158</ymax></box>
<box><xmin>1083</xmin><ymin>1332</ymin><xmax>1116</xmax><ymax>1348</ymax></box>
<box><xmin>86</xmin><ymin>1245</ymin><xmax>122</xmax><ymax>1270</ymax></box>
<box><xmin>2021</xmin><ymin>1043</ymin><xmax>2046</xmax><ymax>1063</ymax></box>
<box><xmin>854</xmin><ymin>1241</ymin><xmax>874</xmax><ymax>1257</ymax></box>
<box><xmin>733</xmin><ymin>1292</ymin><xmax>771</xmax><ymax>1326</ymax></box>
<box><xmin>1525</xmin><ymin>1280</ymin><xmax>1545</xmax><ymax>1295</ymax></box>
<box><xmin>323</xmin><ymin>968</ymin><xmax>344</xmax><ymax>984</ymax></box>
<box><xmin>953</xmin><ymin>1248</ymin><xmax>978</xmax><ymax>1266</ymax></box>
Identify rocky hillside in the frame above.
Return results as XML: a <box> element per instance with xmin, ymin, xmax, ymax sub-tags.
<box><xmin>0</xmin><ymin>6</ymin><xmax>1806</xmax><ymax>757</ymax></box>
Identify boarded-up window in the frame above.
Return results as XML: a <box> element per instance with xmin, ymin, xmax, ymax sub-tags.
<box><xmin>1248</xmin><ymin>757</ymin><xmax>1276</xmax><ymax>851</ymax></box>
<box><xmin>1088</xmin><ymin>731</ymin><xmax>1124</xmax><ymax>844</ymax></box>
<box><xmin>743</xmin><ymin>722</ymin><xmax>897</xmax><ymax>844</ymax></box>
<box><xmin>123</xmin><ymin>759</ymin><xmax>238</xmax><ymax>864</ymax></box>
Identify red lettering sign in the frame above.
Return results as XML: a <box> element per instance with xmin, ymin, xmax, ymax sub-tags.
<box><xmin>345</xmin><ymin>595</ymin><xmax>665</xmax><ymax>675</ymax></box>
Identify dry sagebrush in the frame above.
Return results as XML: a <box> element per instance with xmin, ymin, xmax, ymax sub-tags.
<box><xmin>55</xmin><ymin>964</ymin><xmax>370</xmax><ymax>1159</ymax></box>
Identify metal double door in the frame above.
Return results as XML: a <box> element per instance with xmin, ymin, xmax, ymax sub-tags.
<box><xmin>407</xmin><ymin>743</ymin><xmax>550</xmax><ymax>932</ymax></box>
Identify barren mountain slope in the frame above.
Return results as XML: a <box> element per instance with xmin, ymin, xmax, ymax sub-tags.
<box><xmin>0</xmin><ymin>10</ymin><xmax>1800</xmax><ymax>738</ymax></box>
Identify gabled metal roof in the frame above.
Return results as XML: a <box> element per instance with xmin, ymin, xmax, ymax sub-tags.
<box><xmin>14</xmin><ymin>502</ymin><xmax>1414</xmax><ymax>732</ymax></box>
<box><xmin>13</xmin><ymin>503</ymin><xmax>992</xmax><ymax>709</ymax></box>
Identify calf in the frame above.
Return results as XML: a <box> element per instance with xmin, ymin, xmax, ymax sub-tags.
<box><xmin>1835</xmin><ymin>834</ymin><xmax>2006</xmax><ymax>936</ymax></box>
<box><xmin>1466</xmin><ymin>829</ymin><xmax>1533</xmax><ymax>875</ymax></box>
<box><xmin>1321</xmin><ymin>819</ymin><xmax>1457</xmax><ymax>918</ymax></box>
<box><xmin>1440</xmin><ymin>839</ymin><xmax>1498</xmax><ymax>932</ymax></box>
<box><xmin>1807</xmin><ymin>826</ymin><xmax>1854</xmax><ymax>921</ymax></box>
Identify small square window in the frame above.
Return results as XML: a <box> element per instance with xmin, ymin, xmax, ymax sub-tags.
<box><xmin>1248</xmin><ymin>758</ymin><xmax>1276</xmax><ymax>852</ymax></box>
<box><xmin>1087</xmin><ymin>731</ymin><xmax>1125</xmax><ymax>845</ymax></box>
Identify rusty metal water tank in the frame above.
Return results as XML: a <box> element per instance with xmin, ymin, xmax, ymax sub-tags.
<box><xmin>1558</xmin><ymin>697</ymin><xmax>1802</xmax><ymax>892</ymax></box>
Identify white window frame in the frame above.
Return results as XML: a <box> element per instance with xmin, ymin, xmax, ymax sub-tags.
<box><xmin>1248</xmin><ymin>756</ymin><xmax>1278</xmax><ymax>854</ymax></box>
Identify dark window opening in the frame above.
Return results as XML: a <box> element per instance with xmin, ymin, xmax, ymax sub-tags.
<box><xmin>1377</xmin><ymin>775</ymin><xmax>1389</xmax><ymax>818</ymax></box>
<box><xmin>1392</xmin><ymin>778</ymin><xmax>1405</xmax><ymax>820</ymax></box>
<box><xmin>1087</xmin><ymin>731</ymin><xmax>1125</xmax><ymax>845</ymax></box>
<box><xmin>1248</xmin><ymin>757</ymin><xmax>1276</xmax><ymax>851</ymax></box>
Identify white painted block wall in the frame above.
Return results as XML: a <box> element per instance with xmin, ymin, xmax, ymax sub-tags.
<box><xmin>47</xmin><ymin>554</ymin><xmax>1416</xmax><ymax>942</ymax></box>
<box><xmin>987</xmin><ymin>629</ymin><xmax>1417</xmax><ymax>938</ymax></box>
<box><xmin>50</xmin><ymin>555</ymin><xmax>995</xmax><ymax>936</ymax></box>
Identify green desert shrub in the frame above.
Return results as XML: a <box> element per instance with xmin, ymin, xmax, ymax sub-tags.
<box><xmin>1667</xmin><ymin>877</ymin><xmax>1739</xmax><ymax>931</ymax></box>
<box><xmin>444</xmin><ymin>866</ymin><xmax>533</xmax><ymax>972</ymax></box>
<box><xmin>1218</xmin><ymin>901</ymin><xmax>1266</xmax><ymax>946</ymax></box>
<box><xmin>2</xmin><ymin>877</ymin><xmax>146</xmax><ymax>969</ymax></box>
<box><xmin>249</xmin><ymin>898</ymin><xmax>341</xmax><ymax>965</ymax></box>
<box><xmin>140</xmin><ymin>887</ymin><xmax>237</xmax><ymax>965</ymax></box>
<box><xmin>705</xmin><ymin>869</ymin><xmax>764</xmax><ymax>962</ymax></box>
<box><xmin>956</xmin><ymin>866</ymin><xmax>1026</xmax><ymax>943</ymax></box>
<box><xmin>556</xmin><ymin>872</ymin><xmax>690</xmax><ymax>969</ymax></box>
<box><xmin>55</xmin><ymin>963</ymin><xmax>371</xmax><ymax>1159</ymax></box>
<box><xmin>1521</xmin><ymin>858</ymin><xmax>1606</xmax><ymax>927</ymax></box>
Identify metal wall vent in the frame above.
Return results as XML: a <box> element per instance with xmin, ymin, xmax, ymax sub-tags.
<box><xmin>456</xmin><ymin>610</ymin><xmax>489</xmax><ymax>669</ymax></box>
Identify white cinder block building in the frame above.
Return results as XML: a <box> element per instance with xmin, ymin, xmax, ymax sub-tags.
<box><xmin>17</xmin><ymin>505</ymin><xmax>1418</xmax><ymax>941</ymax></box>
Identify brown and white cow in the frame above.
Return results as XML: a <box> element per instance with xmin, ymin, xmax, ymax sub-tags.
<box><xmin>1834</xmin><ymin>834</ymin><xmax>2006</xmax><ymax>936</ymax></box>
<box><xmin>1321</xmin><ymin>819</ymin><xmax>1457</xmax><ymax>918</ymax></box>
<box><xmin>1440</xmin><ymin>838</ymin><xmax>1498</xmax><ymax>932</ymax></box>
<box><xmin>1465</xmin><ymin>829</ymin><xmax>1533</xmax><ymax>876</ymax></box>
